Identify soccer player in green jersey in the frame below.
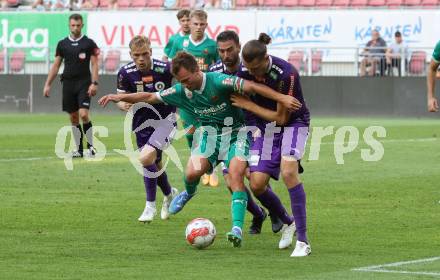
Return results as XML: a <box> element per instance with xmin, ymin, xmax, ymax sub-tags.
<box><xmin>169</xmin><ymin>9</ymin><xmax>221</xmax><ymax>187</ymax></box>
<box><xmin>427</xmin><ymin>40</ymin><xmax>440</xmax><ymax>112</ymax></box>
<box><xmin>162</xmin><ymin>9</ymin><xmax>190</xmax><ymax>62</ymax></box>
<box><xmin>99</xmin><ymin>52</ymin><xmax>302</xmax><ymax>247</ymax></box>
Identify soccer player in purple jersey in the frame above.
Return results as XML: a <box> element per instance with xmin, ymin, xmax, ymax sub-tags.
<box><xmin>113</xmin><ymin>35</ymin><xmax>178</xmax><ymax>223</ymax></box>
<box><xmin>231</xmin><ymin>33</ymin><xmax>311</xmax><ymax>257</ymax></box>
<box><xmin>209</xmin><ymin>30</ymin><xmax>284</xmax><ymax>235</ymax></box>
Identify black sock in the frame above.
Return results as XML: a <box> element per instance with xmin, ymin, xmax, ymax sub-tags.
<box><xmin>74</xmin><ymin>124</ymin><xmax>84</xmax><ymax>152</ymax></box>
<box><xmin>83</xmin><ymin>121</ymin><xmax>93</xmax><ymax>148</ymax></box>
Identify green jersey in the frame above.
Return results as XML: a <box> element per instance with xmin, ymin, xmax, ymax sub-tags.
<box><xmin>163</xmin><ymin>31</ymin><xmax>187</xmax><ymax>58</ymax></box>
<box><xmin>168</xmin><ymin>34</ymin><xmax>219</xmax><ymax>72</ymax></box>
<box><xmin>433</xmin><ymin>40</ymin><xmax>440</xmax><ymax>62</ymax></box>
<box><xmin>156</xmin><ymin>72</ymin><xmax>245</xmax><ymax>130</ymax></box>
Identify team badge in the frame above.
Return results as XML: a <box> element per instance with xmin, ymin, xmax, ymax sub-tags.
<box><xmin>183</xmin><ymin>39</ymin><xmax>189</xmax><ymax>48</ymax></box>
<box><xmin>155</xmin><ymin>82</ymin><xmax>165</xmax><ymax>91</ymax></box>
<box><xmin>211</xmin><ymin>95</ymin><xmax>219</xmax><ymax>102</ymax></box>
<box><xmin>78</xmin><ymin>52</ymin><xmax>86</xmax><ymax>59</ymax></box>
<box><xmin>142</xmin><ymin>76</ymin><xmax>153</xmax><ymax>83</ymax></box>
<box><xmin>184</xmin><ymin>88</ymin><xmax>193</xmax><ymax>99</ymax></box>
<box><xmin>203</xmin><ymin>49</ymin><xmax>208</xmax><ymax>54</ymax></box>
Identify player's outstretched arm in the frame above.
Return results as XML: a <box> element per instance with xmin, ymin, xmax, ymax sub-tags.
<box><xmin>231</xmin><ymin>94</ymin><xmax>290</xmax><ymax>126</ymax></box>
<box><xmin>427</xmin><ymin>59</ymin><xmax>439</xmax><ymax>112</ymax></box>
<box><xmin>98</xmin><ymin>92</ymin><xmax>162</xmax><ymax>107</ymax></box>
<box><xmin>241</xmin><ymin>80</ymin><xmax>302</xmax><ymax>112</ymax></box>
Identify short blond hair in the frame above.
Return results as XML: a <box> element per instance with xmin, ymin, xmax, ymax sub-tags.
<box><xmin>129</xmin><ymin>35</ymin><xmax>150</xmax><ymax>50</ymax></box>
<box><xmin>190</xmin><ymin>9</ymin><xmax>207</xmax><ymax>21</ymax></box>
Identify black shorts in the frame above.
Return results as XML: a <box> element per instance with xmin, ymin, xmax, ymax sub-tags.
<box><xmin>62</xmin><ymin>78</ymin><xmax>91</xmax><ymax>113</ymax></box>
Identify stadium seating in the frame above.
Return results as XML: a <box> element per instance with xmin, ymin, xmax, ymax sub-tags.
<box><xmin>99</xmin><ymin>0</ymin><xmax>109</xmax><ymax>7</ymax></box>
<box><xmin>146</xmin><ymin>0</ymin><xmax>164</xmax><ymax>7</ymax></box>
<box><xmin>386</xmin><ymin>0</ymin><xmax>403</xmax><ymax>7</ymax></box>
<box><xmin>6</xmin><ymin>0</ymin><xmax>20</xmax><ymax>6</ymax></box>
<box><xmin>9</xmin><ymin>50</ymin><xmax>25</xmax><ymax>73</ymax></box>
<box><xmin>350</xmin><ymin>0</ymin><xmax>368</xmax><ymax>6</ymax></box>
<box><xmin>332</xmin><ymin>0</ymin><xmax>350</xmax><ymax>6</ymax></box>
<box><xmin>403</xmin><ymin>0</ymin><xmax>421</xmax><ymax>5</ymax></box>
<box><xmin>262</xmin><ymin>0</ymin><xmax>281</xmax><ymax>6</ymax></box>
<box><xmin>304</xmin><ymin>51</ymin><xmax>323</xmax><ymax>74</ymax></box>
<box><xmin>280</xmin><ymin>0</ymin><xmax>298</xmax><ymax>6</ymax></box>
<box><xmin>288</xmin><ymin>50</ymin><xmax>305</xmax><ymax>72</ymax></box>
<box><xmin>298</xmin><ymin>0</ymin><xmax>316</xmax><ymax>6</ymax></box>
<box><xmin>408</xmin><ymin>51</ymin><xmax>426</xmax><ymax>75</ymax></box>
<box><xmin>117</xmin><ymin>0</ymin><xmax>131</xmax><ymax>7</ymax></box>
<box><xmin>235</xmin><ymin>0</ymin><xmax>249</xmax><ymax>6</ymax></box>
<box><xmin>179</xmin><ymin>0</ymin><xmax>191</xmax><ymax>7</ymax></box>
<box><xmin>421</xmin><ymin>0</ymin><xmax>438</xmax><ymax>5</ymax></box>
<box><xmin>368</xmin><ymin>0</ymin><xmax>386</xmax><ymax>6</ymax></box>
<box><xmin>104</xmin><ymin>50</ymin><xmax>121</xmax><ymax>73</ymax></box>
<box><xmin>315</xmin><ymin>0</ymin><xmax>333</xmax><ymax>7</ymax></box>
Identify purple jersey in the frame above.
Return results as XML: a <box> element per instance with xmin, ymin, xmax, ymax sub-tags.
<box><xmin>237</xmin><ymin>55</ymin><xmax>310</xmax><ymax>128</ymax></box>
<box><xmin>117</xmin><ymin>59</ymin><xmax>176</xmax><ymax>132</ymax></box>
<box><xmin>209</xmin><ymin>59</ymin><xmax>256</xmax><ymax>126</ymax></box>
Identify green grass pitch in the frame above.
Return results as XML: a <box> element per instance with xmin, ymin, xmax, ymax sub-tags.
<box><xmin>1</xmin><ymin>114</ymin><xmax>439</xmax><ymax>279</ymax></box>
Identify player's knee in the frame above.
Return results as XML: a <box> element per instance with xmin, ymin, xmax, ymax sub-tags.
<box><xmin>80</xmin><ymin>112</ymin><xmax>89</xmax><ymax>122</ymax></box>
<box><xmin>186</xmin><ymin>170</ymin><xmax>202</xmax><ymax>183</ymax></box>
<box><xmin>281</xmin><ymin>168</ymin><xmax>300</xmax><ymax>186</ymax></box>
<box><xmin>249</xmin><ymin>181</ymin><xmax>266</xmax><ymax>196</ymax></box>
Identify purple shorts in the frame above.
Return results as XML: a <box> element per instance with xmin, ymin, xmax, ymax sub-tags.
<box><xmin>249</xmin><ymin>125</ymin><xmax>309</xmax><ymax>180</ymax></box>
<box><xmin>135</xmin><ymin>120</ymin><xmax>176</xmax><ymax>164</ymax></box>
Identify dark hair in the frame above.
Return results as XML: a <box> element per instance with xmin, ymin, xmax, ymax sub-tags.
<box><xmin>242</xmin><ymin>33</ymin><xmax>271</xmax><ymax>63</ymax></box>
<box><xmin>394</xmin><ymin>31</ymin><xmax>402</xmax><ymax>37</ymax></box>
<box><xmin>69</xmin><ymin>14</ymin><xmax>83</xmax><ymax>22</ymax></box>
<box><xmin>217</xmin><ymin>30</ymin><xmax>240</xmax><ymax>45</ymax></box>
<box><xmin>176</xmin><ymin>9</ymin><xmax>190</xmax><ymax>20</ymax></box>
<box><xmin>171</xmin><ymin>51</ymin><xmax>199</xmax><ymax>76</ymax></box>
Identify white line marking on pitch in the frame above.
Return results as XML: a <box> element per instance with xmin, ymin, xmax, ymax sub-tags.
<box><xmin>0</xmin><ymin>137</ymin><xmax>438</xmax><ymax>162</ymax></box>
<box><xmin>352</xmin><ymin>256</ymin><xmax>440</xmax><ymax>277</ymax></box>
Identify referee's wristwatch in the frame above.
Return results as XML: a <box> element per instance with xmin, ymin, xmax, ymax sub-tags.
<box><xmin>92</xmin><ymin>81</ymin><xmax>99</xmax><ymax>86</ymax></box>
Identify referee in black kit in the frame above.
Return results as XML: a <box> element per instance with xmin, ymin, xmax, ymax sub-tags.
<box><xmin>44</xmin><ymin>14</ymin><xmax>100</xmax><ymax>158</ymax></box>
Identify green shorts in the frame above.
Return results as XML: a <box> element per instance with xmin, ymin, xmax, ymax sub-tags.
<box><xmin>192</xmin><ymin>126</ymin><xmax>250</xmax><ymax>171</ymax></box>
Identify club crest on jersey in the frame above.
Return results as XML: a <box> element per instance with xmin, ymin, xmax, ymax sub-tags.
<box><xmin>78</xmin><ymin>52</ymin><xmax>86</xmax><ymax>59</ymax></box>
<box><xmin>183</xmin><ymin>39</ymin><xmax>189</xmax><ymax>48</ymax></box>
<box><xmin>155</xmin><ymin>82</ymin><xmax>165</xmax><ymax>91</ymax></box>
<box><xmin>222</xmin><ymin>77</ymin><xmax>234</xmax><ymax>86</ymax></box>
<box><xmin>184</xmin><ymin>88</ymin><xmax>193</xmax><ymax>99</ymax></box>
<box><xmin>203</xmin><ymin>49</ymin><xmax>208</xmax><ymax>54</ymax></box>
<box><xmin>142</xmin><ymin>76</ymin><xmax>154</xmax><ymax>83</ymax></box>
<box><xmin>269</xmin><ymin>71</ymin><xmax>278</xmax><ymax>80</ymax></box>
<box><xmin>211</xmin><ymin>95</ymin><xmax>219</xmax><ymax>102</ymax></box>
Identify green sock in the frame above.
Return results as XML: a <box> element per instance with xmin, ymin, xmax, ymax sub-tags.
<box><xmin>185</xmin><ymin>133</ymin><xmax>194</xmax><ymax>149</ymax></box>
<box><xmin>231</xmin><ymin>191</ymin><xmax>248</xmax><ymax>230</ymax></box>
<box><xmin>184</xmin><ymin>177</ymin><xmax>199</xmax><ymax>196</ymax></box>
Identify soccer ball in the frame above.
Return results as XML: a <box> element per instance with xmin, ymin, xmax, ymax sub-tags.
<box><xmin>185</xmin><ymin>218</ymin><xmax>216</xmax><ymax>249</ymax></box>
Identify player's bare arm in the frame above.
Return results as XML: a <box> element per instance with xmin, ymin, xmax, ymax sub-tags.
<box><xmin>241</xmin><ymin>80</ymin><xmax>302</xmax><ymax>112</ymax></box>
<box><xmin>427</xmin><ymin>59</ymin><xmax>439</xmax><ymax>112</ymax></box>
<box><xmin>43</xmin><ymin>56</ymin><xmax>63</xmax><ymax>98</ymax></box>
<box><xmin>88</xmin><ymin>54</ymin><xmax>99</xmax><ymax>97</ymax></box>
<box><xmin>230</xmin><ymin>94</ymin><xmax>290</xmax><ymax>126</ymax></box>
<box><xmin>98</xmin><ymin>92</ymin><xmax>162</xmax><ymax>107</ymax></box>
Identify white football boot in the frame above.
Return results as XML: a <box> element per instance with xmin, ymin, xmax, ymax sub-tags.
<box><xmin>278</xmin><ymin>222</ymin><xmax>296</xmax><ymax>249</ymax></box>
<box><xmin>138</xmin><ymin>201</ymin><xmax>156</xmax><ymax>223</ymax></box>
<box><xmin>161</xmin><ymin>188</ymin><xmax>178</xmax><ymax>220</ymax></box>
<box><xmin>290</xmin><ymin>240</ymin><xmax>311</xmax><ymax>257</ymax></box>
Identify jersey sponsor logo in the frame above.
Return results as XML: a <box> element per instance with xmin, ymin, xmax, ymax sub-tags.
<box><xmin>184</xmin><ymin>88</ymin><xmax>193</xmax><ymax>99</ymax></box>
<box><xmin>155</xmin><ymin>81</ymin><xmax>165</xmax><ymax>91</ymax></box>
<box><xmin>161</xmin><ymin>87</ymin><xmax>176</xmax><ymax>97</ymax></box>
<box><xmin>195</xmin><ymin>57</ymin><xmax>207</xmax><ymax>71</ymax></box>
<box><xmin>142</xmin><ymin>75</ymin><xmax>154</xmax><ymax>83</ymax></box>
<box><xmin>78</xmin><ymin>52</ymin><xmax>86</xmax><ymax>60</ymax></box>
<box><xmin>288</xmin><ymin>74</ymin><xmax>295</xmax><ymax>96</ymax></box>
<box><xmin>194</xmin><ymin>102</ymin><xmax>227</xmax><ymax>115</ymax></box>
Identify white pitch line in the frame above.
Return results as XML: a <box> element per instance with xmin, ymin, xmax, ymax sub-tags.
<box><xmin>353</xmin><ymin>256</ymin><xmax>440</xmax><ymax>277</ymax></box>
<box><xmin>0</xmin><ymin>137</ymin><xmax>438</xmax><ymax>162</ymax></box>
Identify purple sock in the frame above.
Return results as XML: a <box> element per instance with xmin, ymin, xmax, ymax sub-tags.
<box><xmin>157</xmin><ymin>171</ymin><xmax>172</xmax><ymax>196</ymax></box>
<box><xmin>289</xmin><ymin>183</ymin><xmax>307</xmax><ymax>243</ymax></box>
<box><xmin>245</xmin><ymin>187</ymin><xmax>264</xmax><ymax>218</ymax></box>
<box><xmin>256</xmin><ymin>187</ymin><xmax>293</xmax><ymax>225</ymax></box>
<box><xmin>144</xmin><ymin>164</ymin><xmax>158</xmax><ymax>202</ymax></box>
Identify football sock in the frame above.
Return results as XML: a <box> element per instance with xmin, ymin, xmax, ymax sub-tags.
<box><xmin>289</xmin><ymin>183</ymin><xmax>308</xmax><ymax>243</ymax></box>
<box><xmin>157</xmin><ymin>171</ymin><xmax>172</xmax><ymax>196</ymax></box>
<box><xmin>144</xmin><ymin>164</ymin><xmax>158</xmax><ymax>202</ymax></box>
<box><xmin>256</xmin><ymin>187</ymin><xmax>294</xmax><ymax>225</ymax></box>
<box><xmin>82</xmin><ymin>121</ymin><xmax>93</xmax><ymax>149</ymax></box>
<box><xmin>73</xmin><ymin>124</ymin><xmax>83</xmax><ymax>152</ymax></box>
<box><xmin>184</xmin><ymin>177</ymin><xmax>199</xmax><ymax>196</ymax></box>
<box><xmin>231</xmin><ymin>191</ymin><xmax>248</xmax><ymax>230</ymax></box>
